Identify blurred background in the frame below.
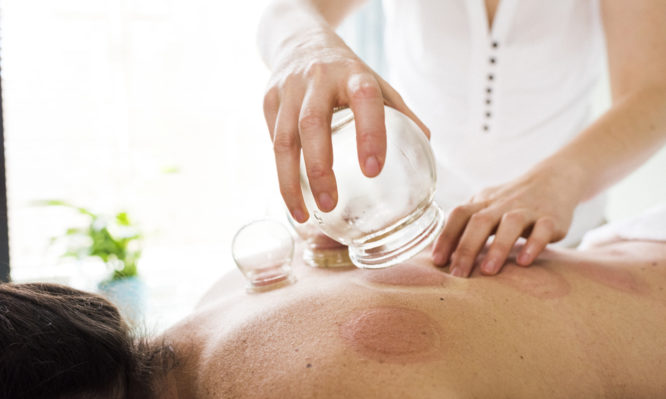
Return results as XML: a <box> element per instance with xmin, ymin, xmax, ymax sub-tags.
<box><xmin>0</xmin><ymin>0</ymin><xmax>664</xmax><ymax>332</ymax></box>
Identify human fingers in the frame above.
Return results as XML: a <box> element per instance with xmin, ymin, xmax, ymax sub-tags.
<box><xmin>273</xmin><ymin>90</ymin><xmax>309</xmax><ymax>223</ymax></box>
<box><xmin>376</xmin><ymin>76</ymin><xmax>431</xmax><ymax>139</ymax></box>
<box><xmin>449</xmin><ymin>210</ymin><xmax>500</xmax><ymax>277</ymax></box>
<box><xmin>299</xmin><ymin>82</ymin><xmax>338</xmax><ymax>212</ymax></box>
<box><xmin>345</xmin><ymin>73</ymin><xmax>387</xmax><ymax>178</ymax></box>
<box><xmin>431</xmin><ymin>203</ymin><xmax>485</xmax><ymax>267</ymax></box>
<box><xmin>480</xmin><ymin>210</ymin><xmax>533</xmax><ymax>275</ymax></box>
<box><xmin>517</xmin><ymin>217</ymin><xmax>560</xmax><ymax>266</ymax></box>
<box><xmin>263</xmin><ymin>86</ymin><xmax>280</xmax><ymax>141</ymax></box>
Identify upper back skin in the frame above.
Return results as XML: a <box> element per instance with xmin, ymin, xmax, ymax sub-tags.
<box><xmin>162</xmin><ymin>241</ymin><xmax>666</xmax><ymax>399</ymax></box>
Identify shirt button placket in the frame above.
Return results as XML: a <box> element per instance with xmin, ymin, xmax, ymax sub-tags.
<box><xmin>483</xmin><ymin>40</ymin><xmax>499</xmax><ymax>133</ymax></box>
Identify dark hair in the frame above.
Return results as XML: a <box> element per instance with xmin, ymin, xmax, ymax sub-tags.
<box><xmin>0</xmin><ymin>283</ymin><xmax>175</xmax><ymax>399</ymax></box>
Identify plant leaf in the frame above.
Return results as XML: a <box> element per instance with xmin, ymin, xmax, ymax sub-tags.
<box><xmin>32</xmin><ymin>199</ymin><xmax>96</xmax><ymax>217</ymax></box>
<box><xmin>65</xmin><ymin>227</ymin><xmax>86</xmax><ymax>236</ymax></box>
<box><xmin>115</xmin><ymin>212</ymin><xmax>131</xmax><ymax>226</ymax></box>
<box><xmin>31</xmin><ymin>199</ymin><xmax>72</xmax><ymax>207</ymax></box>
<box><xmin>161</xmin><ymin>165</ymin><xmax>181</xmax><ymax>174</ymax></box>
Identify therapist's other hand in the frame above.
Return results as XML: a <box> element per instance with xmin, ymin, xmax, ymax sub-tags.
<box><xmin>431</xmin><ymin>167</ymin><xmax>581</xmax><ymax>277</ymax></box>
<box><xmin>263</xmin><ymin>30</ymin><xmax>429</xmax><ymax>223</ymax></box>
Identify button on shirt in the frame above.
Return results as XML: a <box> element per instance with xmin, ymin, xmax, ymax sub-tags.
<box><xmin>382</xmin><ymin>0</ymin><xmax>607</xmax><ymax>246</ymax></box>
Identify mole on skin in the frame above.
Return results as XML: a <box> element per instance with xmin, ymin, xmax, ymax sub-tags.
<box><xmin>361</xmin><ymin>262</ymin><xmax>449</xmax><ymax>287</ymax></box>
<box><xmin>340</xmin><ymin>306</ymin><xmax>442</xmax><ymax>363</ymax></box>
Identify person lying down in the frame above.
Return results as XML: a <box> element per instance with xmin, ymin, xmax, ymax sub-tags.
<box><xmin>1</xmin><ymin>207</ymin><xmax>666</xmax><ymax>399</ymax></box>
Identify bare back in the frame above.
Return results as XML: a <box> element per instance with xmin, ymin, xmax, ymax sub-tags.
<box><xmin>163</xmin><ymin>241</ymin><xmax>666</xmax><ymax>398</ymax></box>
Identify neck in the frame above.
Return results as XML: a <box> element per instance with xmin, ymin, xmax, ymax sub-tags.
<box><xmin>157</xmin><ymin>372</ymin><xmax>181</xmax><ymax>399</ymax></box>
<box><xmin>157</xmin><ymin>350</ymin><xmax>200</xmax><ymax>399</ymax></box>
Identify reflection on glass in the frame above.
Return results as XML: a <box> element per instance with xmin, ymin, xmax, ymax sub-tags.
<box><xmin>287</xmin><ymin>213</ymin><xmax>353</xmax><ymax>268</ymax></box>
<box><xmin>299</xmin><ymin>106</ymin><xmax>444</xmax><ymax>269</ymax></box>
<box><xmin>232</xmin><ymin>220</ymin><xmax>295</xmax><ymax>292</ymax></box>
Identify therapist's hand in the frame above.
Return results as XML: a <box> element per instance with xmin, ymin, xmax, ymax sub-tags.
<box><xmin>431</xmin><ymin>165</ymin><xmax>583</xmax><ymax>277</ymax></box>
<box><xmin>263</xmin><ymin>30</ymin><xmax>429</xmax><ymax>223</ymax></box>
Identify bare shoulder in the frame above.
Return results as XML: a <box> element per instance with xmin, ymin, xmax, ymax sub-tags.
<box><xmin>195</xmin><ymin>268</ymin><xmax>245</xmax><ymax>309</ymax></box>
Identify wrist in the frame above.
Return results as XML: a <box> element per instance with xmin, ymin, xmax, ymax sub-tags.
<box><xmin>259</xmin><ymin>0</ymin><xmax>337</xmax><ymax>68</ymax></box>
<box><xmin>282</xmin><ymin>26</ymin><xmax>343</xmax><ymax>55</ymax></box>
<box><xmin>271</xmin><ymin>29</ymin><xmax>355</xmax><ymax>85</ymax></box>
<box><xmin>530</xmin><ymin>154</ymin><xmax>590</xmax><ymax>205</ymax></box>
<box><xmin>270</xmin><ymin>27</ymin><xmax>342</xmax><ymax>68</ymax></box>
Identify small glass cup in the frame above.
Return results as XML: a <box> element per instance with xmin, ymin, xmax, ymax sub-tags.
<box><xmin>299</xmin><ymin>106</ymin><xmax>444</xmax><ymax>269</ymax></box>
<box><xmin>287</xmin><ymin>213</ymin><xmax>353</xmax><ymax>268</ymax></box>
<box><xmin>232</xmin><ymin>220</ymin><xmax>295</xmax><ymax>292</ymax></box>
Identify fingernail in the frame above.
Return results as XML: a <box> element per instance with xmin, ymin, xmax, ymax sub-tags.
<box><xmin>518</xmin><ymin>247</ymin><xmax>532</xmax><ymax>264</ymax></box>
<box><xmin>433</xmin><ymin>253</ymin><xmax>444</xmax><ymax>266</ymax></box>
<box><xmin>481</xmin><ymin>259</ymin><xmax>497</xmax><ymax>274</ymax></box>
<box><xmin>450</xmin><ymin>267</ymin><xmax>462</xmax><ymax>277</ymax></box>
<box><xmin>318</xmin><ymin>192</ymin><xmax>335</xmax><ymax>212</ymax></box>
<box><xmin>364</xmin><ymin>156</ymin><xmax>380</xmax><ymax>176</ymax></box>
<box><xmin>292</xmin><ymin>208</ymin><xmax>306</xmax><ymax>223</ymax></box>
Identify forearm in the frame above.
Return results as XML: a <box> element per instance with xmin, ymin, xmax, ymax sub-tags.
<box><xmin>538</xmin><ymin>85</ymin><xmax>666</xmax><ymax>202</ymax></box>
<box><xmin>257</xmin><ymin>0</ymin><xmax>364</xmax><ymax>69</ymax></box>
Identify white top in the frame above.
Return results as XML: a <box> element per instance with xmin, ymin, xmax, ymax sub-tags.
<box><xmin>382</xmin><ymin>0</ymin><xmax>607</xmax><ymax>246</ymax></box>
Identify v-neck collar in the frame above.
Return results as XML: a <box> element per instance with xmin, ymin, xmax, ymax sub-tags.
<box><xmin>471</xmin><ymin>0</ymin><xmax>518</xmax><ymax>42</ymax></box>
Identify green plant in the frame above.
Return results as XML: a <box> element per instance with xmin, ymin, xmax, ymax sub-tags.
<box><xmin>39</xmin><ymin>200</ymin><xmax>143</xmax><ymax>281</ymax></box>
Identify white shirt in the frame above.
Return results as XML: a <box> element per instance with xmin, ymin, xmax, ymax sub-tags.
<box><xmin>382</xmin><ymin>0</ymin><xmax>607</xmax><ymax>246</ymax></box>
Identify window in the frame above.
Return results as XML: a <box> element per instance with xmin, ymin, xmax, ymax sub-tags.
<box><xmin>2</xmin><ymin>0</ymin><xmax>278</xmax><ymax>330</ymax></box>
<box><xmin>1</xmin><ymin>0</ymin><xmax>385</xmax><ymax>331</ymax></box>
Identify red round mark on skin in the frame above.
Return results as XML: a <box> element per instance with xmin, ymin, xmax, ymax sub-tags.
<box><xmin>340</xmin><ymin>306</ymin><xmax>441</xmax><ymax>363</ymax></box>
<box><xmin>361</xmin><ymin>262</ymin><xmax>449</xmax><ymax>287</ymax></box>
<box><xmin>493</xmin><ymin>264</ymin><xmax>571</xmax><ymax>299</ymax></box>
<box><xmin>572</xmin><ymin>262</ymin><xmax>647</xmax><ymax>295</ymax></box>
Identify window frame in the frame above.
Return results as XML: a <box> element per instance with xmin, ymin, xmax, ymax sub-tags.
<box><xmin>0</xmin><ymin>74</ymin><xmax>10</xmax><ymax>282</ymax></box>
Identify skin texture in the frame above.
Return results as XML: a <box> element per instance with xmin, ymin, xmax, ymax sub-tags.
<box><xmin>339</xmin><ymin>306</ymin><xmax>442</xmax><ymax>363</ymax></box>
<box><xmin>258</xmin><ymin>0</ymin><xmax>666</xmax><ymax>277</ymax></box>
<box><xmin>569</xmin><ymin>260</ymin><xmax>648</xmax><ymax>295</ymax></box>
<box><xmin>360</xmin><ymin>261</ymin><xmax>449</xmax><ymax>287</ymax></box>
<box><xmin>490</xmin><ymin>263</ymin><xmax>571</xmax><ymax>300</ymax></box>
<box><xmin>160</xmin><ymin>239</ymin><xmax>666</xmax><ymax>398</ymax></box>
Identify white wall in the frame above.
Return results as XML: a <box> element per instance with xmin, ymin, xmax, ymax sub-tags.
<box><xmin>607</xmin><ymin>147</ymin><xmax>666</xmax><ymax>221</ymax></box>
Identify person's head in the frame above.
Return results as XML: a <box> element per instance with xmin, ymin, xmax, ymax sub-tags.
<box><xmin>0</xmin><ymin>282</ymin><xmax>175</xmax><ymax>399</ymax></box>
